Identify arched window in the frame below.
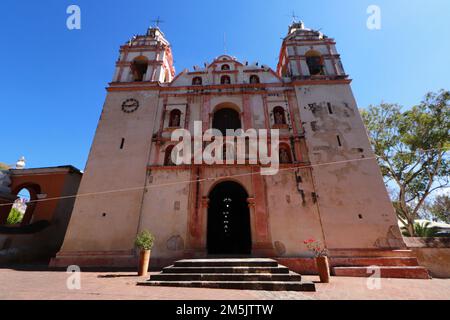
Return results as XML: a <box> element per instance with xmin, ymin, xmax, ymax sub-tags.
<box><xmin>213</xmin><ymin>108</ymin><xmax>241</xmax><ymax>136</ymax></box>
<box><xmin>163</xmin><ymin>68</ymin><xmax>170</xmax><ymax>83</ymax></box>
<box><xmin>305</xmin><ymin>50</ymin><xmax>325</xmax><ymax>76</ymax></box>
<box><xmin>6</xmin><ymin>189</ymin><xmax>30</xmax><ymax>226</ymax></box>
<box><xmin>273</xmin><ymin>106</ymin><xmax>287</xmax><ymax>125</ymax></box>
<box><xmin>279</xmin><ymin>145</ymin><xmax>293</xmax><ymax>164</ymax></box>
<box><xmin>164</xmin><ymin>145</ymin><xmax>176</xmax><ymax>166</ymax></box>
<box><xmin>220</xmin><ymin>75</ymin><xmax>231</xmax><ymax>85</ymax></box>
<box><xmin>169</xmin><ymin>109</ymin><xmax>181</xmax><ymax>127</ymax></box>
<box><xmin>192</xmin><ymin>77</ymin><xmax>202</xmax><ymax>85</ymax></box>
<box><xmin>8</xmin><ymin>184</ymin><xmax>40</xmax><ymax>226</ymax></box>
<box><xmin>221</xmin><ymin>64</ymin><xmax>230</xmax><ymax>71</ymax></box>
<box><xmin>131</xmin><ymin>56</ymin><xmax>149</xmax><ymax>81</ymax></box>
<box><xmin>249</xmin><ymin>75</ymin><xmax>260</xmax><ymax>84</ymax></box>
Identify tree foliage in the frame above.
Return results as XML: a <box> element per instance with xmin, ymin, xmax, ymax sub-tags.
<box><xmin>0</xmin><ymin>162</ymin><xmax>10</xmax><ymax>171</ymax></box>
<box><xmin>426</xmin><ymin>194</ymin><xmax>450</xmax><ymax>224</ymax></box>
<box><xmin>7</xmin><ymin>208</ymin><xmax>23</xmax><ymax>225</ymax></box>
<box><xmin>361</xmin><ymin>90</ymin><xmax>450</xmax><ymax>236</ymax></box>
<box><xmin>401</xmin><ymin>221</ymin><xmax>440</xmax><ymax>238</ymax></box>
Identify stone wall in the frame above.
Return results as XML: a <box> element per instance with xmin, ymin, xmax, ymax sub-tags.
<box><xmin>404</xmin><ymin>237</ymin><xmax>450</xmax><ymax>278</ymax></box>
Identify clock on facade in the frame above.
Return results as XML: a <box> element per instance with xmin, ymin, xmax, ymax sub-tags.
<box><xmin>121</xmin><ymin>99</ymin><xmax>139</xmax><ymax>113</ymax></box>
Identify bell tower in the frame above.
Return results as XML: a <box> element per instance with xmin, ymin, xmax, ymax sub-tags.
<box><xmin>52</xmin><ymin>26</ymin><xmax>176</xmax><ymax>267</ymax></box>
<box><xmin>277</xmin><ymin>21</ymin><xmax>346</xmax><ymax>80</ymax></box>
<box><xmin>278</xmin><ymin>21</ymin><xmax>404</xmax><ymax>249</ymax></box>
<box><xmin>113</xmin><ymin>26</ymin><xmax>175</xmax><ymax>83</ymax></box>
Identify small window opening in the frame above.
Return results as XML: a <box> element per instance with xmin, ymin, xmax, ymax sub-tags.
<box><xmin>192</xmin><ymin>77</ymin><xmax>202</xmax><ymax>85</ymax></box>
<box><xmin>169</xmin><ymin>109</ymin><xmax>181</xmax><ymax>127</ymax></box>
<box><xmin>337</xmin><ymin>135</ymin><xmax>342</xmax><ymax>147</ymax></box>
<box><xmin>249</xmin><ymin>75</ymin><xmax>260</xmax><ymax>84</ymax></box>
<box><xmin>279</xmin><ymin>145</ymin><xmax>293</xmax><ymax>164</ymax></box>
<box><xmin>273</xmin><ymin>106</ymin><xmax>287</xmax><ymax>125</ymax></box>
<box><xmin>305</xmin><ymin>50</ymin><xmax>325</xmax><ymax>76</ymax></box>
<box><xmin>220</xmin><ymin>75</ymin><xmax>231</xmax><ymax>84</ymax></box>
<box><xmin>131</xmin><ymin>56</ymin><xmax>149</xmax><ymax>82</ymax></box>
<box><xmin>327</xmin><ymin>103</ymin><xmax>333</xmax><ymax>114</ymax></box>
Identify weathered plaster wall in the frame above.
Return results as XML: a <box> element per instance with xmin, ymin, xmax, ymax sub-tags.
<box><xmin>265</xmin><ymin>168</ymin><xmax>325</xmax><ymax>257</ymax></box>
<box><xmin>60</xmin><ymin>90</ymin><xmax>159</xmax><ymax>253</ymax></box>
<box><xmin>295</xmin><ymin>84</ymin><xmax>404</xmax><ymax>249</ymax></box>
<box><xmin>140</xmin><ymin>169</ymin><xmax>191</xmax><ymax>262</ymax></box>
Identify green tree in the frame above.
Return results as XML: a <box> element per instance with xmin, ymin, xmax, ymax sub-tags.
<box><xmin>426</xmin><ymin>194</ymin><xmax>450</xmax><ymax>224</ymax></box>
<box><xmin>0</xmin><ymin>162</ymin><xmax>10</xmax><ymax>170</ymax></box>
<box><xmin>401</xmin><ymin>221</ymin><xmax>440</xmax><ymax>238</ymax></box>
<box><xmin>6</xmin><ymin>208</ymin><xmax>23</xmax><ymax>225</ymax></box>
<box><xmin>361</xmin><ymin>90</ymin><xmax>450</xmax><ymax>236</ymax></box>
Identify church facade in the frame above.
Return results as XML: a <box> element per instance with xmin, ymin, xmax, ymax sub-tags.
<box><xmin>52</xmin><ymin>22</ymin><xmax>404</xmax><ymax>268</ymax></box>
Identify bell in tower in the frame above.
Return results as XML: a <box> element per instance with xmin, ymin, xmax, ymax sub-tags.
<box><xmin>112</xmin><ymin>25</ymin><xmax>175</xmax><ymax>84</ymax></box>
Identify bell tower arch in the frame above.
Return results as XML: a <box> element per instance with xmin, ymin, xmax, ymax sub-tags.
<box><xmin>113</xmin><ymin>27</ymin><xmax>175</xmax><ymax>83</ymax></box>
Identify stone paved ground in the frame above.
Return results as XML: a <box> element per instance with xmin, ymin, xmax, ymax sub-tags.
<box><xmin>0</xmin><ymin>268</ymin><xmax>448</xmax><ymax>300</ymax></box>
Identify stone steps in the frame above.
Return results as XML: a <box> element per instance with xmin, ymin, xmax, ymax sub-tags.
<box><xmin>149</xmin><ymin>272</ymin><xmax>302</xmax><ymax>282</ymax></box>
<box><xmin>331</xmin><ymin>257</ymin><xmax>419</xmax><ymax>267</ymax></box>
<box><xmin>138</xmin><ymin>258</ymin><xmax>315</xmax><ymax>291</ymax></box>
<box><xmin>173</xmin><ymin>258</ymin><xmax>278</xmax><ymax>268</ymax></box>
<box><xmin>329</xmin><ymin>249</ymin><xmax>415</xmax><ymax>258</ymax></box>
<box><xmin>139</xmin><ymin>280</ymin><xmax>316</xmax><ymax>292</ymax></box>
<box><xmin>333</xmin><ymin>266</ymin><xmax>431</xmax><ymax>279</ymax></box>
<box><xmin>162</xmin><ymin>265</ymin><xmax>290</xmax><ymax>274</ymax></box>
<box><xmin>329</xmin><ymin>249</ymin><xmax>430</xmax><ymax>279</ymax></box>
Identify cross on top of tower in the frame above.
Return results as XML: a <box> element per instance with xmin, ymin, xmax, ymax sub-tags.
<box><xmin>151</xmin><ymin>16</ymin><xmax>164</xmax><ymax>28</ymax></box>
<box><xmin>291</xmin><ymin>10</ymin><xmax>299</xmax><ymax>23</ymax></box>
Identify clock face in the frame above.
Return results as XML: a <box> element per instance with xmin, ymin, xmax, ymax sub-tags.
<box><xmin>121</xmin><ymin>99</ymin><xmax>139</xmax><ymax>113</ymax></box>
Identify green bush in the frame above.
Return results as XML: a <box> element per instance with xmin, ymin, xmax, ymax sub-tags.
<box><xmin>402</xmin><ymin>222</ymin><xmax>440</xmax><ymax>237</ymax></box>
<box><xmin>135</xmin><ymin>230</ymin><xmax>155</xmax><ymax>250</ymax></box>
<box><xmin>7</xmin><ymin>208</ymin><xmax>23</xmax><ymax>225</ymax></box>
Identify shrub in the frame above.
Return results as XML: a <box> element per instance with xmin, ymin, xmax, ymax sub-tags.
<box><xmin>303</xmin><ymin>238</ymin><xmax>328</xmax><ymax>257</ymax></box>
<box><xmin>135</xmin><ymin>230</ymin><xmax>155</xmax><ymax>250</ymax></box>
<box><xmin>7</xmin><ymin>208</ymin><xmax>23</xmax><ymax>225</ymax></box>
<box><xmin>402</xmin><ymin>222</ymin><xmax>440</xmax><ymax>237</ymax></box>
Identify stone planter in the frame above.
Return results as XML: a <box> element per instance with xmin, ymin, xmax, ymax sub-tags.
<box><xmin>138</xmin><ymin>249</ymin><xmax>151</xmax><ymax>277</ymax></box>
<box><xmin>403</xmin><ymin>237</ymin><xmax>450</xmax><ymax>278</ymax></box>
<box><xmin>315</xmin><ymin>256</ymin><xmax>330</xmax><ymax>283</ymax></box>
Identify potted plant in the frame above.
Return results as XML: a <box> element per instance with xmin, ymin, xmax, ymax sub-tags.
<box><xmin>304</xmin><ymin>239</ymin><xmax>330</xmax><ymax>283</ymax></box>
<box><xmin>135</xmin><ymin>230</ymin><xmax>155</xmax><ymax>277</ymax></box>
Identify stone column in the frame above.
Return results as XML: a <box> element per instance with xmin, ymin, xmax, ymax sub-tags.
<box><xmin>250</xmin><ymin>166</ymin><xmax>275</xmax><ymax>256</ymax></box>
<box><xmin>185</xmin><ymin>166</ymin><xmax>206</xmax><ymax>257</ymax></box>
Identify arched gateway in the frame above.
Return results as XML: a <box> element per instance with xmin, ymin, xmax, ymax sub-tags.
<box><xmin>207</xmin><ymin>181</ymin><xmax>251</xmax><ymax>255</ymax></box>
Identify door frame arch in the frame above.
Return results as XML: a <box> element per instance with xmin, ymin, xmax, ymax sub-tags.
<box><xmin>206</xmin><ymin>180</ymin><xmax>252</xmax><ymax>255</ymax></box>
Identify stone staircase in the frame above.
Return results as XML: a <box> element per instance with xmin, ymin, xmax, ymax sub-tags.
<box><xmin>330</xmin><ymin>249</ymin><xmax>431</xmax><ymax>279</ymax></box>
<box><xmin>138</xmin><ymin>258</ymin><xmax>316</xmax><ymax>291</ymax></box>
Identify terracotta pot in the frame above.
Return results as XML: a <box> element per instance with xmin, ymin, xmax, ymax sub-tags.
<box><xmin>138</xmin><ymin>249</ymin><xmax>151</xmax><ymax>277</ymax></box>
<box><xmin>316</xmin><ymin>256</ymin><xmax>330</xmax><ymax>283</ymax></box>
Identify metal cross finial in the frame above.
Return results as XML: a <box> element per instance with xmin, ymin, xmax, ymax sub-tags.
<box><xmin>223</xmin><ymin>32</ymin><xmax>227</xmax><ymax>54</ymax></box>
<box><xmin>291</xmin><ymin>10</ymin><xmax>299</xmax><ymax>23</ymax></box>
<box><xmin>152</xmin><ymin>16</ymin><xmax>164</xmax><ymax>28</ymax></box>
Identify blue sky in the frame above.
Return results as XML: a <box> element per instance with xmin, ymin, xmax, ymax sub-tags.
<box><xmin>1</xmin><ymin>0</ymin><xmax>449</xmax><ymax>170</ymax></box>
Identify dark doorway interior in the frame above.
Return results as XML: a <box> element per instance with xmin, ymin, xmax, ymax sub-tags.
<box><xmin>207</xmin><ymin>181</ymin><xmax>251</xmax><ymax>255</ymax></box>
<box><xmin>212</xmin><ymin>108</ymin><xmax>241</xmax><ymax>136</ymax></box>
